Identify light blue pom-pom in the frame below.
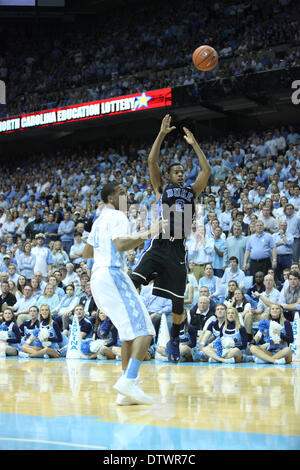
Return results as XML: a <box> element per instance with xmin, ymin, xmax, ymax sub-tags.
<box><xmin>258</xmin><ymin>319</ymin><xmax>270</xmax><ymax>334</ymax></box>
<box><xmin>80</xmin><ymin>339</ymin><xmax>92</xmax><ymax>355</ymax></box>
<box><xmin>32</xmin><ymin>328</ymin><xmax>40</xmax><ymax>337</ymax></box>
<box><xmin>213</xmin><ymin>337</ymin><xmax>223</xmax><ymax>357</ymax></box>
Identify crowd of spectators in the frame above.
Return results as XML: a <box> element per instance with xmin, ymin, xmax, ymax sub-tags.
<box><xmin>0</xmin><ymin>121</ymin><xmax>299</xmax><ymax>363</ymax></box>
<box><xmin>0</xmin><ymin>0</ymin><xmax>299</xmax><ymax>117</ymax></box>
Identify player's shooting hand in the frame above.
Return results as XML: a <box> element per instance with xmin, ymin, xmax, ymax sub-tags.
<box><xmin>183</xmin><ymin>127</ymin><xmax>196</xmax><ymax>145</ymax></box>
<box><xmin>160</xmin><ymin>114</ymin><xmax>176</xmax><ymax>136</ymax></box>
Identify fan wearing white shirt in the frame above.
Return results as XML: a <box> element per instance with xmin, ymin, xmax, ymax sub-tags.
<box><xmin>62</xmin><ymin>263</ymin><xmax>80</xmax><ymax>288</ymax></box>
<box><xmin>69</xmin><ymin>232</ymin><xmax>86</xmax><ymax>266</ymax></box>
<box><xmin>31</xmin><ymin>234</ymin><xmax>53</xmax><ymax>279</ymax></box>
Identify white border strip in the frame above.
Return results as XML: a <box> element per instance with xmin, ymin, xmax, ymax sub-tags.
<box><xmin>0</xmin><ymin>437</ymin><xmax>106</xmax><ymax>450</ymax></box>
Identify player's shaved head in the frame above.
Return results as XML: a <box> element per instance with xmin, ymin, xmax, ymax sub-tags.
<box><xmin>101</xmin><ymin>182</ymin><xmax>120</xmax><ymax>203</ymax></box>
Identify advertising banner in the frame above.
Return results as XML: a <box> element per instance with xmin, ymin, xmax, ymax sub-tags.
<box><xmin>0</xmin><ymin>88</ymin><xmax>172</xmax><ymax>134</ymax></box>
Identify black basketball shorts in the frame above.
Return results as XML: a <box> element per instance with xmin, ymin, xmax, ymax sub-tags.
<box><xmin>131</xmin><ymin>238</ymin><xmax>187</xmax><ymax>305</ymax></box>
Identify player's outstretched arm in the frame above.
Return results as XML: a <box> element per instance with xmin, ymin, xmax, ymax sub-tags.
<box><xmin>183</xmin><ymin>127</ymin><xmax>211</xmax><ymax>199</ymax></box>
<box><xmin>82</xmin><ymin>236</ymin><xmax>147</xmax><ymax>258</ymax></box>
<box><xmin>114</xmin><ymin>218</ymin><xmax>166</xmax><ymax>252</ymax></box>
<box><xmin>148</xmin><ymin>114</ymin><xmax>176</xmax><ymax>198</ymax></box>
<box><xmin>82</xmin><ymin>217</ymin><xmax>166</xmax><ymax>259</ymax></box>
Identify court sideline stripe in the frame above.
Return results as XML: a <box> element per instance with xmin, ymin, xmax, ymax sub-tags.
<box><xmin>0</xmin><ymin>437</ymin><xmax>107</xmax><ymax>449</ymax></box>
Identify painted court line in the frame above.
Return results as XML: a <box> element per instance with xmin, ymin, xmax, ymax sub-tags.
<box><xmin>0</xmin><ymin>437</ymin><xmax>106</xmax><ymax>450</ymax></box>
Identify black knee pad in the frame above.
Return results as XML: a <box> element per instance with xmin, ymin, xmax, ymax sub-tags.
<box><xmin>172</xmin><ymin>297</ymin><xmax>184</xmax><ymax>315</ymax></box>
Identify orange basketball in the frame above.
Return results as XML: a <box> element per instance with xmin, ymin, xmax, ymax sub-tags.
<box><xmin>192</xmin><ymin>45</ymin><xmax>218</xmax><ymax>71</ymax></box>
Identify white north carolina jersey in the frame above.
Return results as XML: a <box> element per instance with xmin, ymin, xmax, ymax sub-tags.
<box><xmin>87</xmin><ymin>207</ymin><xmax>130</xmax><ymax>271</ymax></box>
<box><xmin>89</xmin><ymin>206</ymin><xmax>155</xmax><ymax>341</ymax></box>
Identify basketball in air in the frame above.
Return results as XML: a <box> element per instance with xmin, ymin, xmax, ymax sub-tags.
<box><xmin>192</xmin><ymin>45</ymin><xmax>218</xmax><ymax>71</ymax></box>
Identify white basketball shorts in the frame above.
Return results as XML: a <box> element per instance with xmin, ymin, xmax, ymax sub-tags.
<box><xmin>90</xmin><ymin>267</ymin><xmax>155</xmax><ymax>342</ymax></box>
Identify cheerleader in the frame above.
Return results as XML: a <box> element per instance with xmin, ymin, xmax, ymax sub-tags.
<box><xmin>19</xmin><ymin>305</ymin><xmax>40</xmax><ymax>339</ymax></box>
<box><xmin>51</xmin><ymin>284</ymin><xmax>79</xmax><ymax>331</ymax></box>
<box><xmin>193</xmin><ymin>303</ymin><xmax>226</xmax><ymax>361</ymax></box>
<box><xmin>94</xmin><ymin>311</ymin><xmax>114</xmax><ymax>340</ymax></box>
<box><xmin>59</xmin><ymin>304</ymin><xmax>94</xmax><ymax>357</ymax></box>
<box><xmin>95</xmin><ymin>315</ymin><xmax>122</xmax><ymax>358</ymax></box>
<box><xmin>81</xmin><ymin>313</ymin><xmax>154</xmax><ymax>361</ymax></box>
<box><xmin>81</xmin><ymin>313</ymin><xmax>121</xmax><ymax>360</ymax></box>
<box><xmin>203</xmin><ymin>307</ymin><xmax>247</xmax><ymax>363</ymax></box>
<box><xmin>65</xmin><ymin>303</ymin><xmax>93</xmax><ymax>339</ymax></box>
<box><xmin>94</xmin><ymin>313</ymin><xmax>155</xmax><ymax>361</ymax></box>
<box><xmin>249</xmin><ymin>304</ymin><xmax>293</xmax><ymax>364</ymax></box>
<box><xmin>19</xmin><ymin>305</ymin><xmax>40</xmax><ymax>356</ymax></box>
<box><xmin>80</xmin><ymin>333</ymin><xmax>124</xmax><ymax>361</ymax></box>
<box><xmin>21</xmin><ymin>304</ymin><xmax>62</xmax><ymax>358</ymax></box>
<box><xmin>80</xmin><ymin>338</ymin><xmax>113</xmax><ymax>359</ymax></box>
<box><xmin>0</xmin><ymin>308</ymin><xmax>22</xmax><ymax>356</ymax></box>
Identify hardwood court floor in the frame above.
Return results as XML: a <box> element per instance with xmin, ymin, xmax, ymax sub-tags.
<box><xmin>0</xmin><ymin>357</ymin><xmax>300</xmax><ymax>450</ymax></box>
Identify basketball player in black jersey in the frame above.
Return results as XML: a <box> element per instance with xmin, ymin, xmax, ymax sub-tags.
<box><xmin>131</xmin><ymin>115</ymin><xmax>211</xmax><ymax>362</ymax></box>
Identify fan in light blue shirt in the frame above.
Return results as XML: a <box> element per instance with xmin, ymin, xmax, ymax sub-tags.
<box><xmin>199</xmin><ymin>273</ymin><xmax>218</xmax><ymax>296</ymax></box>
<box><xmin>212</xmin><ymin>229</ymin><xmax>226</xmax><ymax>274</ymax></box>
<box><xmin>186</xmin><ymin>228</ymin><xmax>214</xmax><ymax>265</ymax></box>
<box><xmin>221</xmin><ymin>256</ymin><xmax>245</xmax><ymax>289</ymax></box>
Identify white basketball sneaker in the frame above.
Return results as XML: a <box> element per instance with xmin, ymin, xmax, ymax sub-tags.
<box><xmin>224</xmin><ymin>357</ymin><xmax>235</xmax><ymax>363</ymax></box>
<box><xmin>18</xmin><ymin>351</ymin><xmax>29</xmax><ymax>358</ymax></box>
<box><xmin>274</xmin><ymin>358</ymin><xmax>286</xmax><ymax>364</ymax></box>
<box><xmin>254</xmin><ymin>357</ymin><xmax>268</xmax><ymax>364</ymax></box>
<box><xmin>208</xmin><ymin>357</ymin><xmax>219</xmax><ymax>363</ymax></box>
<box><xmin>115</xmin><ymin>377</ymin><xmax>143</xmax><ymax>405</ymax></box>
<box><xmin>116</xmin><ymin>394</ymin><xmax>139</xmax><ymax>406</ymax></box>
<box><xmin>113</xmin><ymin>376</ymin><xmax>153</xmax><ymax>405</ymax></box>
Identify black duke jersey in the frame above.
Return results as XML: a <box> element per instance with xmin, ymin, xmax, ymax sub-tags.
<box><xmin>157</xmin><ymin>183</ymin><xmax>196</xmax><ymax>241</ymax></box>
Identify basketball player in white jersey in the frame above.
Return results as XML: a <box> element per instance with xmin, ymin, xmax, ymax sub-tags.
<box><xmin>83</xmin><ymin>182</ymin><xmax>162</xmax><ymax>405</ymax></box>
